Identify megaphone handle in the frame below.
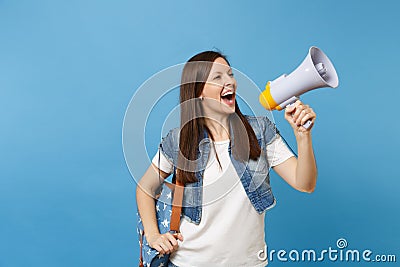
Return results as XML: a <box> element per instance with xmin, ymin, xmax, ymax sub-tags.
<box><xmin>302</xmin><ymin>120</ymin><xmax>313</xmax><ymax>129</ymax></box>
<box><xmin>285</xmin><ymin>101</ymin><xmax>313</xmax><ymax>130</ymax></box>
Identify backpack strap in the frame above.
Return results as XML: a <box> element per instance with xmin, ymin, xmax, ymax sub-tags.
<box><xmin>170</xmin><ymin>178</ymin><xmax>184</xmax><ymax>232</ymax></box>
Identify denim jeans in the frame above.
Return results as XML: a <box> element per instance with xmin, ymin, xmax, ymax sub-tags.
<box><xmin>168</xmin><ymin>261</ymin><xmax>179</xmax><ymax>267</ymax></box>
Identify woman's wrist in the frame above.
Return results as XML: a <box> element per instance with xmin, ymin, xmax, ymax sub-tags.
<box><xmin>145</xmin><ymin>230</ymin><xmax>160</xmax><ymax>240</ymax></box>
<box><xmin>294</xmin><ymin>130</ymin><xmax>312</xmax><ymax>142</ymax></box>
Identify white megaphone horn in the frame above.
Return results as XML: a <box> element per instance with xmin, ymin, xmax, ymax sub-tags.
<box><xmin>259</xmin><ymin>46</ymin><xmax>339</xmax><ymax>129</ymax></box>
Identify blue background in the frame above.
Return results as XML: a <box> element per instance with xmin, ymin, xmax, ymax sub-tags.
<box><xmin>1</xmin><ymin>0</ymin><xmax>399</xmax><ymax>266</ymax></box>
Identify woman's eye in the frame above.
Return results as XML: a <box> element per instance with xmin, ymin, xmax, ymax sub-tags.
<box><xmin>228</xmin><ymin>72</ymin><xmax>234</xmax><ymax>77</ymax></box>
<box><xmin>213</xmin><ymin>75</ymin><xmax>221</xmax><ymax>80</ymax></box>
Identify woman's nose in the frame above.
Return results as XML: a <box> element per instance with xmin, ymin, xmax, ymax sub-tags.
<box><xmin>224</xmin><ymin>74</ymin><xmax>235</xmax><ymax>88</ymax></box>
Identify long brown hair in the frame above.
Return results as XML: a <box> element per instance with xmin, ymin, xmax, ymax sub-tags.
<box><xmin>177</xmin><ymin>51</ymin><xmax>261</xmax><ymax>184</ymax></box>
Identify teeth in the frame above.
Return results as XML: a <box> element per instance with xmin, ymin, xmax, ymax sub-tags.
<box><xmin>221</xmin><ymin>91</ymin><xmax>234</xmax><ymax>97</ymax></box>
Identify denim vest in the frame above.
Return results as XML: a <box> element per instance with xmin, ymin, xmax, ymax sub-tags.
<box><xmin>159</xmin><ymin>115</ymin><xmax>278</xmax><ymax>225</ymax></box>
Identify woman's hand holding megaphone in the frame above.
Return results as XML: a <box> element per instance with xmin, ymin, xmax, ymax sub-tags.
<box><xmin>284</xmin><ymin>100</ymin><xmax>316</xmax><ymax>134</ymax></box>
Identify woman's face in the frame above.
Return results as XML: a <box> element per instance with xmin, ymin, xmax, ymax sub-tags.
<box><xmin>200</xmin><ymin>57</ymin><xmax>237</xmax><ymax>115</ymax></box>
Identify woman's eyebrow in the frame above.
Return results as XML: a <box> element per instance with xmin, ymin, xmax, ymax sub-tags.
<box><xmin>212</xmin><ymin>68</ymin><xmax>232</xmax><ymax>74</ymax></box>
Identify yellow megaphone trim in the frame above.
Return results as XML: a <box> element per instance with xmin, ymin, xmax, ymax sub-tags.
<box><xmin>259</xmin><ymin>82</ymin><xmax>279</xmax><ymax>111</ymax></box>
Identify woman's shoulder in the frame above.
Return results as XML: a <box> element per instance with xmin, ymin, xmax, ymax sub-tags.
<box><xmin>159</xmin><ymin>127</ymin><xmax>180</xmax><ymax>163</ymax></box>
<box><xmin>244</xmin><ymin>115</ymin><xmax>276</xmax><ymax>130</ymax></box>
<box><xmin>244</xmin><ymin>115</ymin><xmax>278</xmax><ymax>142</ymax></box>
<box><xmin>160</xmin><ymin>127</ymin><xmax>180</xmax><ymax>148</ymax></box>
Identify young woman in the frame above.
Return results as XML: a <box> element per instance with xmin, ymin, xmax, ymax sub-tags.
<box><xmin>136</xmin><ymin>51</ymin><xmax>317</xmax><ymax>267</ymax></box>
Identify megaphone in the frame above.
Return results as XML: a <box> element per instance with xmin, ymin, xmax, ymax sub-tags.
<box><xmin>259</xmin><ymin>46</ymin><xmax>339</xmax><ymax>128</ymax></box>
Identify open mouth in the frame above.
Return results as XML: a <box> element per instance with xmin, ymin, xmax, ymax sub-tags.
<box><xmin>221</xmin><ymin>91</ymin><xmax>235</xmax><ymax>106</ymax></box>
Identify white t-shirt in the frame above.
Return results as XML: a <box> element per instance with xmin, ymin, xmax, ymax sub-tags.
<box><xmin>152</xmin><ymin>134</ymin><xmax>294</xmax><ymax>267</ymax></box>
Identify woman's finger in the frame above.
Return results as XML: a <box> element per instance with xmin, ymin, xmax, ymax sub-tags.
<box><xmin>302</xmin><ymin>109</ymin><xmax>316</xmax><ymax>123</ymax></box>
<box><xmin>295</xmin><ymin>109</ymin><xmax>308</xmax><ymax>125</ymax></box>
<box><xmin>292</xmin><ymin>104</ymin><xmax>305</xmax><ymax>123</ymax></box>
<box><xmin>165</xmin><ymin>233</ymin><xmax>178</xmax><ymax>249</ymax></box>
<box><xmin>300</xmin><ymin>113</ymin><xmax>314</xmax><ymax>126</ymax></box>
<box><xmin>285</xmin><ymin>103</ymin><xmax>296</xmax><ymax>114</ymax></box>
<box><xmin>162</xmin><ymin>235</ymin><xmax>174</xmax><ymax>252</ymax></box>
<box><xmin>158</xmin><ymin>239</ymin><xmax>172</xmax><ymax>254</ymax></box>
<box><xmin>153</xmin><ymin>244</ymin><xmax>164</xmax><ymax>254</ymax></box>
<box><xmin>175</xmin><ymin>233</ymin><xmax>184</xmax><ymax>241</ymax></box>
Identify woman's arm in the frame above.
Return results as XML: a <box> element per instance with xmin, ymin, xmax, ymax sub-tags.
<box><xmin>136</xmin><ymin>163</ymin><xmax>183</xmax><ymax>254</ymax></box>
<box><xmin>272</xmin><ymin>100</ymin><xmax>317</xmax><ymax>193</ymax></box>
